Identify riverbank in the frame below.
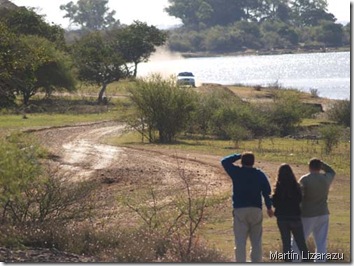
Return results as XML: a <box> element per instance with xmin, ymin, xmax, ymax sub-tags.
<box><xmin>181</xmin><ymin>46</ymin><xmax>350</xmax><ymax>58</ymax></box>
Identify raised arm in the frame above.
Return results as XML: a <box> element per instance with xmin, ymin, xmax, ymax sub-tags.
<box><xmin>321</xmin><ymin>161</ymin><xmax>336</xmax><ymax>183</ymax></box>
<box><xmin>220</xmin><ymin>153</ymin><xmax>241</xmax><ymax>179</ymax></box>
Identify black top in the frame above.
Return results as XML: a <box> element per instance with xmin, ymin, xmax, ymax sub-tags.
<box><xmin>272</xmin><ymin>184</ymin><xmax>302</xmax><ymax>220</ymax></box>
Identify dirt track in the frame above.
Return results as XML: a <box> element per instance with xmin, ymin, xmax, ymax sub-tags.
<box><xmin>32</xmin><ymin>122</ymin><xmax>239</xmax><ymax>208</ymax></box>
<box><xmin>33</xmin><ymin>121</ymin><xmax>311</xmax><ymax>198</ymax></box>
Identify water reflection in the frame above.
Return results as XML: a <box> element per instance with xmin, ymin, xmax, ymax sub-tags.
<box><xmin>139</xmin><ymin>52</ymin><xmax>350</xmax><ymax>100</ymax></box>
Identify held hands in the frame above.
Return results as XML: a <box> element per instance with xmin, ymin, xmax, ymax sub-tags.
<box><xmin>267</xmin><ymin>208</ymin><xmax>274</xmax><ymax>218</ymax></box>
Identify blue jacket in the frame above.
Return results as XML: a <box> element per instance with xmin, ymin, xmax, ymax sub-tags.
<box><xmin>221</xmin><ymin>154</ymin><xmax>272</xmax><ymax>210</ymax></box>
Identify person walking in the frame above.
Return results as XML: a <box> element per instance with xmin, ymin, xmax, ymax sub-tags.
<box><xmin>292</xmin><ymin>158</ymin><xmax>336</xmax><ymax>262</ymax></box>
<box><xmin>272</xmin><ymin>163</ymin><xmax>310</xmax><ymax>262</ymax></box>
<box><xmin>221</xmin><ymin>152</ymin><xmax>273</xmax><ymax>262</ymax></box>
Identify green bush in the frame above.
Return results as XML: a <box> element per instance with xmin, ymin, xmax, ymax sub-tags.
<box><xmin>128</xmin><ymin>74</ymin><xmax>197</xmax><ymax>143</ymax></box>
<box><xmin>320</xmin><ymin>124</ymin><xmax>342</xmax><ymax>154</ymax></box>
<box><xmin>0</xmin><ymin>133</ymin><xmax>98</xmax><ymax>251</ymax></box>
<box><xmin>327</xmin><ymin>99</ymin><xmax>350</xmax><ymax>127</ymax></box>
<box><xmin>268</xmin><ymin>90</ymin><xmax>309</xmax><ymax>136</ymax></box>
<box><xmin>0</xmin><ymin>133</ymin><xmax>44</xmax><ymax>223</ymax></box>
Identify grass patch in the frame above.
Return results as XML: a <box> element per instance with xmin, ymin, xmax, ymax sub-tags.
<box><xmin>0</xmin><ymin>113</ymin><xmax>116</xmax><ymax>131</ymax></box>
<box><xmin>76</xmin><ymin>79</ymin><xmax>136</xmax><ymax>96</ymax></box>
<box><xmin>108</xmin><ymin>132</ymin><xmax>350</xmax><ymax>175</ymax></box>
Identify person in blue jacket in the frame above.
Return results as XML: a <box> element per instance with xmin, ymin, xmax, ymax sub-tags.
<box><xmin>221</xmin><ymin>152</ymin><xmax>274</xmax><ymax>262</ymax></box>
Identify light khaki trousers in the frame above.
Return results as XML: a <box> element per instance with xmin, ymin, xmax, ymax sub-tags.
<box><xmin>233</xmin><ymin>207</ymin><xmax>263</xmax><ymax>262</ymax></box>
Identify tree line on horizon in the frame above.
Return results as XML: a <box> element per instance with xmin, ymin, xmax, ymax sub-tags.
<box><xmin>165</xmin><ymin>0</ymin><xmax>350</xmax><ymax>53</ymax></box>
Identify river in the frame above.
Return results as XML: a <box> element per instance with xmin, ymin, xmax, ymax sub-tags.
<box><xmin>138</xmin><ymin>51</ymin><xmax>350</xmax><ymax>100</ymax></box>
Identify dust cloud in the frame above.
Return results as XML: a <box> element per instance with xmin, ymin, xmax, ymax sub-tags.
<box><xmin>137</xmin><ymin>46</ymin><xmax>185</xmax><ymax>79</ymax></box>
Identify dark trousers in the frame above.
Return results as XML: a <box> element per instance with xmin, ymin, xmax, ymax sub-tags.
<box><xmin>277</xmin><ymin>219</ymin><xmax>309</xmax><ymax>262</ymax></box>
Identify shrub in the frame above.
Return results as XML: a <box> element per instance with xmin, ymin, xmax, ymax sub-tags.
<box><xmin>268</xmin><ymin>90</ymin><xmax>308</xmax><ymax>136</ymax></box>
<box><xmin>0</xmin><ymin>133</ymin><xmax>44</xmax><ymax>223</ymax></box>
<box><xmin>309</xmin><ymin>88</ymin><xmax>319</xmax><ymax>98</ymax></box>
<box><xmin>0</xmin><ymin>133</ymin><xmax>98</xmax><ymax>250</ymax></box>
<box><xmin>128</xmin><ymin>74</ymin><xmax>197</xmax><ymax>143</ymax></box>
<box><xmin>320</xmin><ymin>124</ymin><xmax>342</xmax><ymax>154</ymax></box>
<box><xmin>327</xmin><ymin>99</ymin><xmax>350</xmax><ymax>127</ymax></box>
<box><xmin>117</xmin><ymin>158</ymin><xmax>228</xmax><ymax>262</ymax></box>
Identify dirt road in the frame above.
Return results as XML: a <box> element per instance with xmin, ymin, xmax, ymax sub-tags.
<box><xmin>33</xmin><ymin>121</ymin><xmax>238</xmax><ymax>203</ymax></box>
<box><xmin>33</xmin><ymin>121</ymin><xmax>310</xmax><ymax>197</ymax></box>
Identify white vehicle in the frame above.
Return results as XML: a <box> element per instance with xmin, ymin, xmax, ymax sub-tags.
<box><xmin>177</xmin><ymin>72</ymin><xmax>196</xmax><ymax>87</ymax></box>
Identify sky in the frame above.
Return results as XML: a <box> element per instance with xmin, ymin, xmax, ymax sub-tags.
<box><xmin>10</xmin><ymin>0</ymin><xmax>351</xmax><ymax>29</ymax></box>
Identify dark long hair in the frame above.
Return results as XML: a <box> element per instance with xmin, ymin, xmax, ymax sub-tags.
<box><xmin>274</xmin><ymin>163</ymin><xmax>301</xmax><ymax>198</ymax></box>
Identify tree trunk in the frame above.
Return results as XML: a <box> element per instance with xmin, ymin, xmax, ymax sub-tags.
<box><xmin>133</xmin><ymin>62</ymin><xmax>138</xmax><ymax>78</ymax></box>
<box><xmin>98</xmin><ymin>83</ymin><xmax>107</xmax><ymax>104</ymax></box>
<box><xmin>23</xmin><ymin>90</ymin><xmax>30</xmax><ymax>106</ymax></box>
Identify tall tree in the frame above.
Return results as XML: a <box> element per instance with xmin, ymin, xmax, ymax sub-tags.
<box><xmin>0</xmin><ymin>22</ymin><xmax>18</xmax><ymax>107</ymax></box>
<box><xmin>0</xmin><ymin>9</ymin><xmax>74</xmax><ymax>106</ymax></box>
<box><xmin>290</xmin><ymin>0</ymin><xmax>334</xmax><ymax>26</ymax></box>
<box><xmin>13</xmin><ymin>36</ymin><xmax>75</xmax><ymax>105</ymax></box>
<box><xmin>60</xmin><ymin>0</ymin><xmax>119</xmax><ymax>31</ymax></box>
<box><xmin>165</xmin><ymin>0</ymin><xmax>246</xmax><ymax>27</ymax></box>
<box><xmin>0</xmin><ymin>7</ymin><xmax>66</xmax><ymax>50</ymax></box>
<box><xmin>71</xmin><ymin>31</ymin><xmax>130</xmax><ymax>103</ymax></box>
<box><xmin>111</xmin><ymin>21</ymin><xmax>167</xmax><ymax>77</ymax></box>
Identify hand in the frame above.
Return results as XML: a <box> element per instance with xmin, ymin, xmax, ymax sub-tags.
<box><xmin>267</xmin><ymin>208</ymin><xmax>274</xmax><ymax>218</ymax></box>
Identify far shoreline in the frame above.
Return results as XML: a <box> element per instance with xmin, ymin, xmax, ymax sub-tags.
<box><xmin>180</xmin><ymin>46</ymin><xmax>350</xmax><ymax>58</ymax></box>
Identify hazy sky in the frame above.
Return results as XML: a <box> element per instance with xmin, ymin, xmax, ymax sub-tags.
<box><xmin>11</xmin><ymin>0</ymin><xmax>351</xmax><ymax>29</ymax></box>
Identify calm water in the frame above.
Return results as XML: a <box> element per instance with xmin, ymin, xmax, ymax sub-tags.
<box><xmin>139</xmin><ymin>51</ymin><xmax>350</xmax><ymax>100</ymax></box>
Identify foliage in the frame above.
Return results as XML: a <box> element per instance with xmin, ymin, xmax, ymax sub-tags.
<box><xmin>60</xmin><ymin>0</ymin><xmax>119</xmax><ymax>31</ymax></box>
<box><xmin>0</xmin><ymin>8</ymin><xmax>74</xmax><ymax>107</ymax></box>
<box><xmin>127</xmin><ymin>75</ymin><xmax>196</xmax><ymax>143</ymax></box>
<box><xmin>110</xmin><ymin>21</ymin><xmax>167</xmax><ymax>77</ymax></box>
<box><xmin>314</xmin><ymin>21</ymin><xmax>344</xmax><ymax>47</ymax></box>
<box><xmin>188</xmin><ymin>88</ymin><xmax>274</xmax><ymax>143</ymax></box>
<box><xmin>267</xmin><ymin>90</ymin><xmax>311</xmax><ymax>136</ymax></box>
<box><xmin>70</xmin><ymin>31</ymin><xmax>130</xmax><ymax>103</ymax></box>
<box><xmin>0</xmin><ymin>22</ymin><xmax>18</xmax><ymax>107</ymax></box>
<box><xmin>260</xmin><ymin>20</ymin><xmax>299</xmax><ymax>49</ymax></box>
<box><xmin>166</xmin><ymin>0</ymin><xmax>347</xmax><ymax>53</ymax></box>
<box><xmin>0</xmin><ymin>133</ymin><xmax>96</xmax><ymax>225</ymax></box>
<box><xmin>118</xmin><ymin>158</ymin><xmax>226</xmax><ymax>262</ymax></box>
<box><xmin>0</xmin><ymin>133</ymin><xmax>43</xmax><ymax>224</ymax></box>
<box><xmin>165</xmin><ymin>0</ymin><xmax>246</xmax><ymax>28</ymax></box>
<box><xmin>320</xmin><ymin>124</ymin><xmax>342</xmax><ymax>154</ymax></box>
<box><xmin>0</xmin><ymin>7</ymin><xmax>66</xmax><ymax>50</ymax></box>
<box><xmin>327</xmin><ymin>99</ymin><xmax>351</xmax><ymax>127</ymax></box>
<box><xmin>13</xmin><ymin>35</ymin><xmax>76</xmax><ymax>105</ymax></box>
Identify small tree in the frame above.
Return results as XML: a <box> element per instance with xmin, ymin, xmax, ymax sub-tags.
<box><xmin>60</xmin><ymin>0</ymin><xmax>119</xmax><ymax>31</ymax></box>
<box><xmin>112</xmin><ymin>21</ymin><xmax>167</xmax><ymax>77</ymax></box>
<box><xmin>268</xmin><ymin>90</ymin><xmax>306</xmax><ymax>136</ymax></box>
<box><xmin>327</xmin><ymin>99</ymin><xmax>351</xmax><ymax>128</ymax></box>
<box><xmin>128</xmin><ymin>75</ymin><xmax>196</xmax><ymax>143</ymax></box>
<box><xmin>71</xmin><ymin>31</ymin><xmax>130</xmax><ymax>103</ymax></box>
<box><xmin>225</xmin><ymin>124</ymin><xmax>251</xmax><ymax>148</ymax></box>
<box><xmin>14</xmin><ymin>35</ymin><xmax>76</xmax><ymax>105</ymax></box>
<box><xmin>320</xmin><ymin>124</ymin><xmax>342</xmax><ymax>154</ymax></box>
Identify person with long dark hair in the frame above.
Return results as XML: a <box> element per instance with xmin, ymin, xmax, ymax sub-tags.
<box><xmin>272</xmin><ymin>163</ymin><xmax>309</xmax><ymax>262</ymax></box>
